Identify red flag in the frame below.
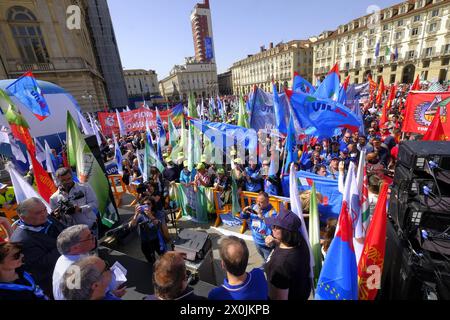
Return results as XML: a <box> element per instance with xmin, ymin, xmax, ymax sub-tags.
<box><xmin>358</xmin><ymin>183</ymin><xmax>389</xmax><ymax>300</ymax></box>
<box><xmin>376</xmin><ymin>78</ymin><xmax>385</xmax><ymax>105</ymax></box>
<box><xmin>423</xmin><ymin>107</ymin><xmax>447</xmax><ymax>141</ymax></box>
<box><xmin>30</xmin><ymin>153</ymin><xmax>57</xmax><ymax>203</ymax></box>
<box><xmin>343</xmin><ymin>76</ymin><xmax>350</xmax><ymax>91</ymax></box>
<box><xmin>380</xmin><ymin>85</ymin><xmax>396</xmax><ymax>126</ymax></box>
<box><xmin>402</xmin><ymin>91</ymin><xmax>450</xmax><ymax>136</ymax></box>
<box><xmin>411</xmin><ymin>75</ymin><xmax>420</xmax><ymax>91</ymax></box>
<box><xmin>4</xmin><ymin>105</ymin><xmax>36</xmax><ymax>156</ymax></box>
<box><xmin>328</xmin><ymin>63</ymin><xmax>340</xmax><ymax>81</ymax></box>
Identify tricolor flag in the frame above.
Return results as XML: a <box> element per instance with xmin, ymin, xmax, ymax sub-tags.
<box><xmin>6</xmin><ymin>71</ymin><xmax>50</xmax><ymax>121</ymax></box>
<box><xmin>289</xmin><ymin>163</ymin><xmax>314</xmax><ymax>286</ymax></box>
<box><xmin>316</xmin><ymin>162</ymin><xmax>358</xmax><ymax>300</ymax></box>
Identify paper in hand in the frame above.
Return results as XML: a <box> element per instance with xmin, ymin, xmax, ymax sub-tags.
<box><xmin>111</xmin><ymin>261</ymin><xmax>127</xmax><ymax>287</ymax></box>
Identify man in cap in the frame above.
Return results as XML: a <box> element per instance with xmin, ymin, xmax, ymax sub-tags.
<box><xmin>327</xmin><ymin>155</ymin><xmax>341</xmax><ymax>180</ymax></box>
<box><xmin>179</xmin><ymin>160</ymin><xmax>193</xmax><ymax>186</ymax></box>
<box><xmin>243</xmin><ymin>160</ymin><xmax>263</xmax><ymax>193</ymax></box>
<box><xmin>193</xmin><ymin>163</ymin><xmax>211</xmax><ymax>188</ymax></box>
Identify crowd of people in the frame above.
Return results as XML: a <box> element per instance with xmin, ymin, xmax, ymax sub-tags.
<box><xmin>0</xmin><ymin>78</ymin><xmax>445</xmax><ymax>300</ymax></box>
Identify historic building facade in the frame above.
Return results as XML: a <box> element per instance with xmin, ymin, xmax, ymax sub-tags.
<box><xmin>230</xmin><ymin>40</ymin><xmax>313</xmax><ymax>95</ymax></box>
<box><xmin>159</xmin><ymin>57</ymin><xmax>218</xmax><ymax>102</ymax></box>
<box><xmin>312</xmin><ymin>0</ymin><xmax>450</xmax><ymax>85</ymax></box>
<box><xmin>0</xmin><ymin>0</ymin><xmax>127</xmax><ymax>112</ymax></box>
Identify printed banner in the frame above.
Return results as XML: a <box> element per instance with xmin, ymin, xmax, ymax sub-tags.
<box><xmin>105</xmin><ymin>160</ymin><xmax>119</xmax><ymax>176</ymax></box>
<box><xmin>98</xmin><ymin>106</ymin><xmax>183</xmax><ymax>136</ymax></box>
<box><xmin>402</xmin><ymin>91</ymin><xmax>450</xmax><ymax>137</ymax></box>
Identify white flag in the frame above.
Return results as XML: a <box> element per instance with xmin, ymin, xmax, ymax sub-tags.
<box><xmin>289</xmin><ymin>163</ymin><xmax>315</xmax><ymax>283</ymax></box>
<box><xmin>125</xmin><ymin>105</ymin><xmax>131</xmax><ymax>112</ymax></box>
<box><xmin>116</xmin><ymin>109</ymin><xmax>126</xmax><ymax>137</ymax></box>
<box><xmin>34</xmin><ymin>138</ymin><xmax>46</xmax><ymax>164</ymax></box>
<box><xmin>76</xmin><ymin>109</ymin><xmax>94</xmax><ymax>135</ymax></box>
<box><xmin>88</xmin><ymin>113</ymin><xmax>102</xmax><ymax>146</ymax></box>
<box><xmin>6</xmin><ymin>163</ymin><xmax>51</xmax><ymax>212</ymax></box>
<box><xmin>44</xmin><ymin>140</ymin><xmax>56</xmax><ymax>174</ymax></box>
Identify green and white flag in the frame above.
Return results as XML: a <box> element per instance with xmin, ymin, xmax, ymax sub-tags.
<box><xmin>144</xmin><ymin>140</ymin><xmax>164</xmax><ymax>178</ymax></box>
<box><xmin>231</xmin><ymin>175</ymin><xmax>241</xmax><ymax>215</ymax></box>
<box><xmin>66</xmin><ymin>112</ymin><xmax>118</xmax><ymax>227</ymax></box>
<box><xmin>238</xmin><ymin>95</ymin><xmax>249</xmax><ymax>128</ymax></box>
<box><xmin>168</xmin><ymin>116</ymin><xmax>179</xmax><ymax>148</ymax></box>
<box><xmin>309</xmin><ymin>182</ymin><xmax>322</xmax><ymax>285</ymax></box>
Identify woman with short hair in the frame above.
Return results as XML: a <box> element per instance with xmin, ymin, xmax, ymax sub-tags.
<box><xmin>0</xmin><ymin>242</ymin><xmax>48</xmax><ymax>300</ymax></box>
<box><xmin>264</xmin><ymin>209</ymin><xmax>311</xmax><ymax>300</ymax></box>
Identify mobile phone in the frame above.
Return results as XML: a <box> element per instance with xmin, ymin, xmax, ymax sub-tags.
<box><xmin>140</xmin><ymin>205</ymin><xmax>149</xmax><ymax>213</ymax></box>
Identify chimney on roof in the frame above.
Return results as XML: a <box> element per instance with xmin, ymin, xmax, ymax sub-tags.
<box><xmin>204</xmin><ymin>0</ymin><xmax>209</xmax><ymax>8</ymax></box>
<box><xmin>260</xmin><ymin>45</ymin><xmax>265</xmax><ymax>52</ymax></box>
<box><xmin>269</xmin><ymin>42</ymin><xmax>274</xmax><ymax>49</ymax></box>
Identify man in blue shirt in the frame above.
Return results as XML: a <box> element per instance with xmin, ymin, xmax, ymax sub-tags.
<box><xmin>243</xmin><ymin>162</ymin><xmax>263</xmax><ymax>192</ymax></box>
<box><xmin>339</xmin><ymin>132</ymin><xmax>352</xmax><ymax>152</ymax></box>
<box><xmin>240</xmin><ymin>192</ymin><xmax>277</xmax><ymax>261</ymax></box>
<box><xmin>208</xmin><ymin>236</ymin><xmax>268</xmax><ymax>300</ymax></box>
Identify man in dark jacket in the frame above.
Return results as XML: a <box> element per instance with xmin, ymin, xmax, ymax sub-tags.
<box><xmin>10</xmin><ymin>197</ymin><xmax>66</xmax><ymax>298</ymax></box>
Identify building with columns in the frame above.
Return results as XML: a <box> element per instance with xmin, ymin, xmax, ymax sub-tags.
<box><xmin>0</xmin><ymin>0</ymin><xmax>127</xmax><ymax>112</ymax></box>
<box><xmin>230</xmin><ymin>40</ymin><xmax>313</xmax><ymax>95</ymax></box>
<box><xmin>159</xmin><ymin>57</ymin><xmax>218</xmax><ymax>102</ymax></box>
<box><xmin>312</xmin><ymin>0</ymin><xmax>450</xmax><ymax>85</ymax></box>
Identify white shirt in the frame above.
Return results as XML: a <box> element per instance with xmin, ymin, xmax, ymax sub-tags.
<box><xmin>52</xmin><ymin>254</ymin><xmax>88</xmax><ymax>300</ymax></box>
<box><xmin>50</xmin><ymin>183</ymin><xmax>98</xmax><ymax>228</ymax></box>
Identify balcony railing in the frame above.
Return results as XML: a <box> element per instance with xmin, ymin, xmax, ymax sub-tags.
<box><xmin>8</xmin><ymin>57</ymin><xmax>92</xmax><ymax>73</ymax></box>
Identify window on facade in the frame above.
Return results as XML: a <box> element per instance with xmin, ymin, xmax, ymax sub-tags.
<box><xmin>431</xmin><ymin>9</ymin><xmax>439</xmax><ymax>17</ymax></box>
<box><xmin>414</xmin><ymin>15</ymin><xmax>421</xmax><ymax>22</ymax></box>
<box><xmin>366</xmin><ymin>58</ymin><xmax>372</xmax><ymax>65</ymax></box>
<box><xmin>425</xmin><ymin>47</ymin><xmax>433</xmax><ymax>57</ymax></box>
<box><xmin>391</xmin><ymin>65</ymin><xmax>397</xmax><ymax>72</ymax></box>
<box><xmin>379</xmin><ymin>56</ymin><xmax>385</xmax><ymax>63</ymax></box>
<box><xmin>355</xmin><ymin>61</ymin><xmax>361</xmax><ymax>68</ymax></box>
<box><xmin>412</xmin><ymin>27</ymin><xmax>419</xmax><ymax>36</ymax></box>
<box><xmin>429</xmin><ymin>23</ymin><xmax>437</xmax><ymax>32</ymax></box>
<box><xmin>357</xmin><ymin>42</ymin><xmax>363</xmax><ymax>49</ymax></box>
<box><xmin>370</xmin><ymin>29</ymin><xmax>375</xmax><ymax>35</ymax></box>
<box><xmin>395</xmin><ymin>32</ymin><xmax>402</xmax><ymax>40</ymax></box>
<box><xmin>445</xmin><ymin>44</ymin><xmax>450</xmax><ymax>54</ymax></box>
<box><xmin>8</xmin><ymin>6</ymin><xmax>49</xmax><ymax>63</ymax></box>
<box><xmin>390</xmin><ymin>74</ymin><xmax>396</xmax><ymax>83</ymax></box>
<box><xmin>423</xmin><ymin>60</ymin><xmax>430</xmax><ymax>68</ymax></box>
<box><xmin>397</xmin><ymin>20</ymin><xmax>403</xmax><ymax>27</ymax></box>
<box><xmin>382</xmin><ymin>36</ymin><xmax>388</xmax><ymax>43</ymax></box>
<box><xmin>383</xmin><ymin>24</ymin><xmax>389</xmax><ymax>31</ymax></box>
<box><xmin>408</xmin><ymin>51</ymin><xmax>415</xmax><ymax>59</ymax></box>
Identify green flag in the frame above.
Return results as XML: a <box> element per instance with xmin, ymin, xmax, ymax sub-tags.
<box><xmin>309</xmin><ymin>182</ymin><xmax>322</xmax><ymax>285</ymax></box>
<box><xmin>385</xmin><ymin>47</ymin><xmax>390</xmax><ymax>56</ymax></box>
<box><xmin>188</xmin><ymin>92</ymin><xmax>198</xmax><ymax>118</ymax></box>
<box><xmin>66</xmin><ymin>112</ymin><xmax>118</xmax><ymax>227</ymax></box>
<box><xmin>238</xmin><ymin>95</ymin><xmax>249</xmax><ymax>128</ymax></box>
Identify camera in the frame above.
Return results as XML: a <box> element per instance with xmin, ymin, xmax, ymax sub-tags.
<box><xmin>56</xmin><ymin>199</ymin><xmax>76</xmax><ymax>216</ymax></box>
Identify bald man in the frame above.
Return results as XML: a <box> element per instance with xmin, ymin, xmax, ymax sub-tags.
<box><xmin>208</xmin><ymin>236</ymin><xmax>268</xmax><ymax>300</ymax></box>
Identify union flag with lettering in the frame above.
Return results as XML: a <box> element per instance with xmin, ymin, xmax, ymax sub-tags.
<box><xmin>402</xmin><ymin>91</ymin><xmax>450</xmax><ymax>139</ymax></box>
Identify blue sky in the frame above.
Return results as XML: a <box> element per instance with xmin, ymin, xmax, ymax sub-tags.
<box><xmin>108</xmin><ymin>0</ymin><xmax>401</xmax><ymax>79</ymax></box>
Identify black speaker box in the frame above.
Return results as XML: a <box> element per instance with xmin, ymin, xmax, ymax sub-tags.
<box><xmin>398</xmin><ymin>141</ymin><xmax>450</xmax><ymax>172</ymax></box>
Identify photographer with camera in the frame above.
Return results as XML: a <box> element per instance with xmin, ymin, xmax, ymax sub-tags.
<box><xmin>240</xmin><ymin>191</ymin><xmax>277</xmax><ymax>262</ymax></box>
<box><xmin>129</xmin><ymin>196</ymin><xmax>167</xmax><ymax>265</ymax></box>
<box><xmin>50</xmin><ymin>168</ymin><xmax>99</xmax><ymax>235</ymax></box>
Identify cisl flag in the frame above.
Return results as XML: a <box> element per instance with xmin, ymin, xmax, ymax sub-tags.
<box><xmin>402</xmin><ymin>91</ymin><xmax>450</xmax><ymax>139</ymax></box>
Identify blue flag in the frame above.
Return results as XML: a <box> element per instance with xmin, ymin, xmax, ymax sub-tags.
<box><xmin>113</xmin><ymin>134</ymin><xmax>123</xmax><ymax>175</ymax></box>
<box><xmin>375</xmin><ymin>42</ymin><xmax>380</xmax><ymax>57</ymax></box>
<box><xmin>273</xmin><ymin>83</ymin><xmax>288</xmax><ymax>135</ymax></box>
<box><xmin>293</xmin><ymin>73</ymin><xmax>315</xmax><ymax>94</ymax></box>
<box><xmin>314</xmin><ymin>64</ymin><xmax>340</xmax><ymax>101</ymax></box>
<box><xmin>155</xmin><ymin>107</ymin><xmax>166</xmax><ymax>147</ymax></box>
<box><xmin>284</xmin><ymin>112</ymin><xmax>298</xmax><ymax>172</ymax></box>
<box><xmin>289</xmin><ymin>91</ymin><xmax>362</xmax><ymax>138</ymax></box>
<box><xmin>315</xmin><ymin>164</ymin><xmax>358</xmax><ymax>300</ymax></box>
<box><xmin>6</xmin><ymin>71</ymin><xmax>50</xmax><ymax>121</ymax></box>
<box><xmin>337</xmin><ymin>85</ymin><xmax>347</xmax><ymax>105</ymax></box>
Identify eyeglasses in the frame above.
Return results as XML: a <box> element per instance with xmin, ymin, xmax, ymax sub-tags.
<box><xmin>101</xmin><ymin>260</ymin><xmax>111</xmax><ymax>275</ymax></box>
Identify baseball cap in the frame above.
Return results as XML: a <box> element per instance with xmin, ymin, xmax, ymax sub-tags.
<box><xmin>183</xmin><ymin>160</ymin><xmax>189</xmax><ymax>167</ymax></box>
<box><xmin>196</xmin><ymin>163</ymin><xmax>205</xmax><ymax>170</ymax></box>
<box><xmin>331</xmin><ymin>154</ymin><xmax>340</xmax><ymax>160</ymax></box>
<box><xmin>265</xmin><ymin>208</ymin><xmax>302</xmax><ymax>233</ymax></box>
<box><xmin>217</xmin><ymin>168</ymin><xmax>225</xmax><ymax>175</ymax></box>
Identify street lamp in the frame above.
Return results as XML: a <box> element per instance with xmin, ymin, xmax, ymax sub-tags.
<box><xmin>81</xmin><ymin>92</ymin><xmax>94</xmax><ymax>112</ymax></box>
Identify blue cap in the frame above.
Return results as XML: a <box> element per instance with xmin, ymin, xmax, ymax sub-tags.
<box><xmin>342</xmin><ymin>148</ymin><xmax>349</xmax><ymax>153</ymax></box>
<box><xmin>331</xmin><ymin>153</ymin><xmax>340</xmax><ymax>160</ymax></box>
<box><xmin>265</xmin><ymin>208</ymin><xmax>302</xmax><ymax>233</ymax></box>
